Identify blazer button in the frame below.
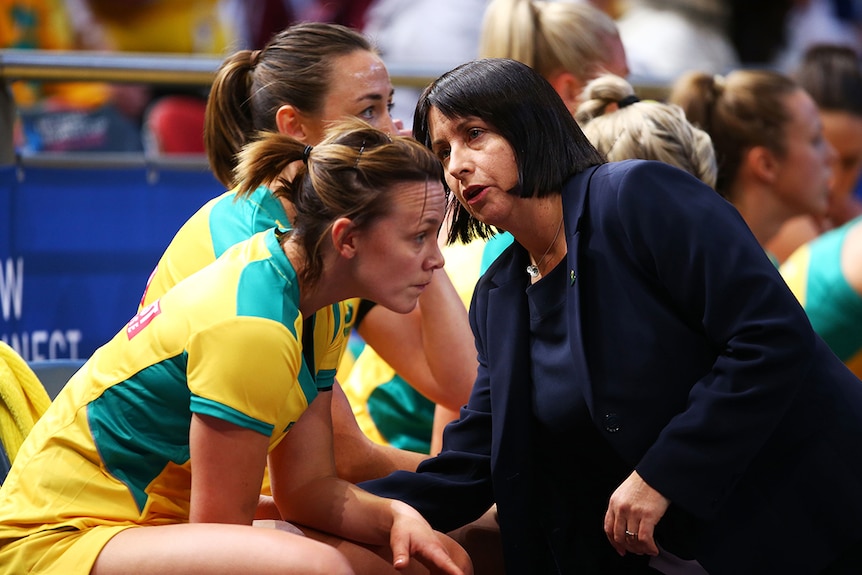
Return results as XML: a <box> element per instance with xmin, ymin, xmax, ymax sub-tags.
<box><xmin>604</xmin><ymin>413</ymin><xmax>621</xmax><ymax>433</ymax></box>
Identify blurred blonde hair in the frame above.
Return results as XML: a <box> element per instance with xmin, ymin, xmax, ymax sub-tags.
<box><xmin>479</xmin><ymin>0</ymin><xmax>621</xmax><ymax>81</ymax></box>
<box><xmin>576</xmin><ymin>74</ymin><xmax>717</xmax><ymax>188</ymax></box>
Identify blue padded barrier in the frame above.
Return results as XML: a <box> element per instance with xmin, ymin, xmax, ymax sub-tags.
<box><xmin>1</xmin><ymin>163</ymin><xmax>222</xmax><ymax>361</ymax></box>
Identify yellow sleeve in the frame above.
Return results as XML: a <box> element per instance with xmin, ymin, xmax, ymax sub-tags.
<box><xmin>186</xmin><ymin>317</ymin><xmax>311</xmax><ymax>437</ymax></box>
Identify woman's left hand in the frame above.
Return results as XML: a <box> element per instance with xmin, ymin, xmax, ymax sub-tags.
<box><xmin>604</xmin><ymin>470</ymin><xmax>670</xmax><ymax>557</ymax></box>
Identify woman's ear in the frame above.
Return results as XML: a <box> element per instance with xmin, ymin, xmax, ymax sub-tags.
<box><xmin>746</xmin><ymin>145</ymin><xmax>779</xmax><ymax>185</ymax></box>
<box><xmin>547</xmin><ymin>70</ymin><xmax>584</xmax><ymax>115</ymax></box>
<box><xmin>331</xmin><ymin>217</ymin><xmax>358</xmax><ymax>259</ymax></box>
<box><xmin>275</xmin><ymin>104</ymin><xmax>308</xmax><ymax>139</ymax></box>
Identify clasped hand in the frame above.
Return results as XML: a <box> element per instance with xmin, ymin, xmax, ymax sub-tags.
<box><xmin>604</xmin><ymin>470</ymin><xmax>670</xmax><ymax>557</ymax></box>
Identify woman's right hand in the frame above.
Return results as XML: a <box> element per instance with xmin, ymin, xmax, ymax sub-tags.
<box><xmin>604</xmin><ymin>470</ymin><xmax>668</xmax><ymax>557</ymax></box>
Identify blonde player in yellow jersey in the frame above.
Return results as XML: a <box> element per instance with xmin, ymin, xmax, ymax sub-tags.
<box><xmin>138</xmin><ymin>22</ymin><xmax>475</xmax><ymax>480</ymax></box>
<box><xmin>0</xmin><ymin>120</ymin><xmax>472</xmax><ymax>575</ymax></box>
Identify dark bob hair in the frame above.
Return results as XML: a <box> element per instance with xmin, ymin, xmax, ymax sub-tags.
<box><xmin>412</xmin><ymin>58</ymin><xmax>605</xmax><ymax>244</ymax></box>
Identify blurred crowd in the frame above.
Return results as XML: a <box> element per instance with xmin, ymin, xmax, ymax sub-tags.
<box><xmin>2</xmin><ymin>0</ymin><xmax>862</xmax><ymax>155</ymax></box>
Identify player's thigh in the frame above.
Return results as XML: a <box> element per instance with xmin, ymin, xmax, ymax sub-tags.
<box><xmin>91</xmin><ymin>522</ymin><xmax>353</xmax><ymax>575</ymax></box>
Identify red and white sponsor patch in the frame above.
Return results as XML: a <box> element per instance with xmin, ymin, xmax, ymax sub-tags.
<box><xmin>127</xmin><ymin>300</ymin><xmax>162</xmax><ymax>339</ymax></box>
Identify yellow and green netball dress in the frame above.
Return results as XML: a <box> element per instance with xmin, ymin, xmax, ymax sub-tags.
<box><xmin>139</xmin><ymin>182</ymin><xmax>356</xmax><ymax>377</ymax></box>
<box><xmin>781</xmin><ymin>217</ymin><xmax>862</xmax><ymax>377</ymax></box>
<box><xmin>137</xmin><ymin>182</ymin><xmax>352</xmax><ymax>492</ymax></box>
<box><xmin>140</xmin><ymin>185</ymin><xmax>291</xmax><ymax>308</ymax></box>
<box><xmin>0</xmin><ymin>229</ymin><xmax>346</xmax><ymax>574</ymax></box>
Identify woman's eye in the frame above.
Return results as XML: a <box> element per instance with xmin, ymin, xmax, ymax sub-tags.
<box><xmin>359</xmin><ymin>107</ymin><xmax>375</xmax><ymax>120</ymax></box>
<box><xmin>468</xmin><ymin>128</ymin><xmax>482</xmax><ymax>140</ymax></box>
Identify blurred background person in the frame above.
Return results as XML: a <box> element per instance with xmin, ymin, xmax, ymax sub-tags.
<box><xmin>780</xmin><ymin>210</ymin><xmax>862</xmax><ymax>380</ymax></box>
<box><xmin>615</xmin><ymin>0</ymin><xmax>738</xmax><ymax>82</ymax></box>
<box><xmin>224</xmin><ymin>0</ymin><xmax>374</xmax><ymax>51</ymax></box>
<box><xmin>65</xmin><ymin>0</ymin><xmax>237</xmax><ymax>154</ymax></box>
<box><xmin>799</xmin><ymin>44</ymin><xmax>862</xmax><ymax>227</ymax></box>
<box><xmin>777</xmin><ymin>44</ymin><xmax>862</xmax><ymax>381</ymax></box>
<box><xmin>767</xmin><ymin>42</ymin><xmax>862</xmax><ymax>262</ymax></box>
<box><xmin>772</xmin><ymin>0</ymin><xmax>862</xmax><ymax>72</ymax></box>
<box><xmin>2</xmin><ymin>0</ymin><xmax>143</xmax><ymax>152</ymax></box>
<box><xmin>479</xmin><ymin>0</ymin><xmax>628</xmax><ymax>116</ymax></box>
<box><xmin>669</xmin><ymin>68</ymin><xmax>835</xmax><ymax>261</ymax></box>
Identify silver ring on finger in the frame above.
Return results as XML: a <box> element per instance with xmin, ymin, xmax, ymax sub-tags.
<box><xmin>625</xmin><ymin>530</ymin><xmax>637</xmax><ymax>538</ymax></box>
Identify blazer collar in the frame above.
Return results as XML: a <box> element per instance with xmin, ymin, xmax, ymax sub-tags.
<box><xmin>562</xmin><ymin>165</ymin><xmax>602</xmax><ymax>240</ymax></box>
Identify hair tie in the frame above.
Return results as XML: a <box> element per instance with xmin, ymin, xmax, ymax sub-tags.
<box><xmin>249</xmin><ymin>49</ymin><xmax>261</xmax><ymax>68</ymax></box>
<box><xmin>618</xmin><ymin>94</ymin><xmax>640</xmax><ymax>108</ymax></box>
<box><xmin>302</xmin><ymin>145</ymin><xmax>313</xmax><ymax>164</ymax></box>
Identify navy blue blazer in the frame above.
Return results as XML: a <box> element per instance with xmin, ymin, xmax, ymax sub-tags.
<box><xmin>362</xmin><ymin>160</ymin><xmax>862</xmax><ymax>574</ymax></box>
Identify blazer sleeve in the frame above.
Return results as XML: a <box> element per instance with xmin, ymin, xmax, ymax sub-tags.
<box><xmin>359</xmin><ymin>283</ymin><xmax>496</xmax><ymax>532</ymax></box>
<box><xmin>598</xmin><ymin>161</ymin><xmax>817</xmax><ymax>518</ymax></box>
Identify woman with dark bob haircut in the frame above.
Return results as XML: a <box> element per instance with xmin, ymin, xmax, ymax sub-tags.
<box><xmin>362</xmin><ymin>58</ymin><xmax>862</xmax><ymax>574</ymax></box>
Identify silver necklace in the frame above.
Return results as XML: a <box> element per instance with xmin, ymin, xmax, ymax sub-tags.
<box><xmin>526</xmin><ymin>216</ymin><xmax>564</xmax><ymax>278</ymax></box>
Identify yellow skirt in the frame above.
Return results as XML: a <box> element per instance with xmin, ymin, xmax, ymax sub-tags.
<box><xmin>0</xmin><ymin>524</ymin><xmax>133</xmax><ymax>574</ymax></box>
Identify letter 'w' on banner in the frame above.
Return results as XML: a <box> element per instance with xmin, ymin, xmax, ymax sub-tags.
<box><xmin>0</xmin><ymin>258</ymin><xmax>23</xmax><ymax>322</ymax></box>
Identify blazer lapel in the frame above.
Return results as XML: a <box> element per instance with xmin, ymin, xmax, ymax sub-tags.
<box><xmin>561</xmin><ymin>166</ymin><xmax>601</xmax><ymax>412</ymax></box>
<box><xmin>484</xmin><ymin>255</ymin><xmax>533</xmax><ymax>466</ymax></box>
<box><xmin>481</xmin><ymin>248</ymin><xmax>537</xmax><ymax>570</ymax></box>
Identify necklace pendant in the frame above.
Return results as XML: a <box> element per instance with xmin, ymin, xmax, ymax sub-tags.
<box><xmin>526</xmin><ymin>264</ymin><xmax>540</xmax><ymax>278</ymax></box>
